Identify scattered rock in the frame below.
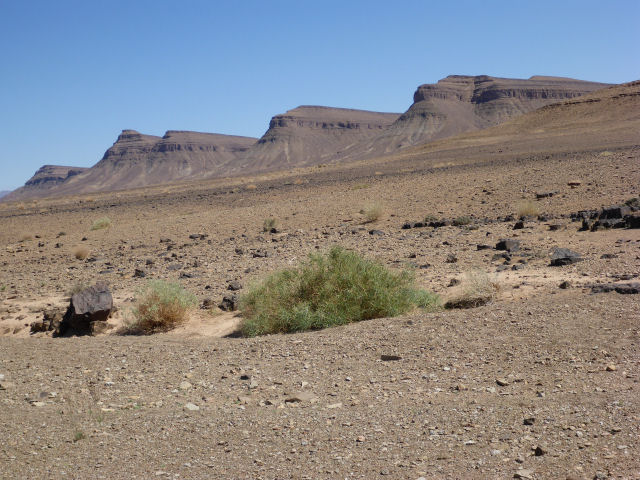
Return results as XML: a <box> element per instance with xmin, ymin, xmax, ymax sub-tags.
<box><xmin>59</xmin><ymin>283</ymin><xmax>113</xmax><ymax>336</ymax></box>
<box><xmin>496</xmin><ymin>378</ymin><xmax>509</xmax><ymax>386</ymax></box>
<box><xmin>445</xmin><ymin>253</ymin><xmax>458</xmax><ymax>263</ymax></box>
<box><xmin>369</xmin><ymin>229</ymin><xmax>384</xmax><ymax>236</ymax></box>
<box><xmin>219</xmin><ymin>295</ymin><xmax>238</xmax><ymax>312</ymax></box>
<box><xmin>523</xmin><ymin>417</ymin><xmax>535</xmax><ymax>426</ymax></box>
<box><xmin>550</xmin><ymin>248</ymin><xmax>582</xmax><ymax>266</ymax></box>
<box><xmin>184</xmin><ymin>403</ymin><xmax>199</xmax><ymax>411</ymax></box>
<box><xmin>227</xmin><ymin>281</ymin><xmax>242</xmax><ymax>291</ymax></box>
<box><xmin>513</xmin><ymin>221</ymin><xmax>525</xmax><ymax>230</ymax></box>
<box><xmin>30</xmin><ymin>309</ymin><xmax>64</xmax><ymax>335</ymax></box>
<box><xmin>558</xmin><ymin>281</ymin><xmax>571</xmax><ymax>289</ymax></box>
<box><xmin>285</xmin><ymin>392</ymin><xmax>318</xmax><ymax>403</ymax></box>
<box><xmin>606</xmin><ymin>364</ymin><xmax>617</xmax><ymax>372</ymax></box>
<box><xmin>134</xmin><ymin>268</ymin><xmax>146</xmax><ymax>278</ymax></box>
<box><xmin>496</xmin><ymin>239</ymin><xmax>520</xmax><ymax>252</ymax></box>
<box><xmin>200</xmin><ymin>298</ymin><xmax>215</xmax><ymax>310</ymax></box>
<box><xmin>533</xmin><ymin>445</ymin><xmax>547</xmax><ymax>456</ymax></box>
<box><xmin>513</xmin><ymin>469</ymin><xmax>533</xmax><ymax>479</ymax></box>
<box><xmin>380</xmin><ymin>354</ymin><xmax>402</xmax><ymax>361</ymax></box>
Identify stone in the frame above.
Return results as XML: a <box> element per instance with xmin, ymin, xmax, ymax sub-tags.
<box><xmin>558</xmin><ymin>281</ymin><xmax>571</xmax><ymax>289</ymax></box>
<box><xmin>200</xmin><ymin>298</ymin><xmax>215</xmax><ymax>310</ymax></box>
<box><xmin>59</xmin><ymin>283</ymin><xmax>112</xmax><ymax>335</ymax></box>
<box><xmin>369</xmin><ymin>229</ymin><xmax>384</xmax><ymax>236</ymax></box>
<box><xmin>523</xmin><ymin>417</ymin><xmax>535</xmax><ymax>426</ymax></box>
<box><xmin>179</xmin><ymin>381</ymin><xmax>193</xmax><ymax>390</ymax></box>
<box><xmin>550</xmin><ymin>248</ymin><xmax>582</xmax><ymax>266</ymax></box>
<box><xmin>445</xmin><ymin>253</ymin><xmax>458</xmax><ymax>263</ymax></box>
<box><xmin>227</xmin><ymin>281</ymin><xmax>242</xmax><ymax>291</ymax></box>
<box><xmin>219</xmin><ymin>295</ymin><xmax>238</xmax><ymax>312</ymax></box>
<box><xmin>606</xmin><ymin>364</ymin><xmax>617</xmax><ymax>372</ymax></box>
<box><xmin>285</xmin><ymin>392</ymin><xmax>318</xmax><ymax>403</ymax></box>
<box><xmin>30</xmin><ymin>308</ymin><xmax>64</xmax><ymax>335</ymax></box>
<box><xmin>600</xmin><ymin>205</ymin><xmax>630</xmax><ymax>219</ymax></box>
<box><xmin>533</xmin><ymin>445</ymin><xmax>546</xmax><ymax>456</ymax></box>
<box><xmin>514</xmin><ymin>469</ymin><xmax>533</xmax><ymax>479</ymax></box>
<box><xmin>184</xmin><ymin>403</ymin><xmax>200</xmax><ymax>411</ymax></box>
<box><xmin>380</xmin><ymin>354</ymin><xmax>402</xmax><ymax>361</ymax></box>
<box><xmin>495</xmin><ymin>239</ymin><xmax>520</xmax><ymax>252</ymax></box>
<box><xmin>133</xmin><ymin>268</ymin><xmax>146</xmax><ymax>278</ymax></box>
<box><xmin>496</xmin><ymin>378</ymin><xmax>509</xmax><ymax>386</ymax></box>
<box><xmin>513</xmin><ymin>221</ymin><xmax>525</xmax><ymax>230</ymax></box>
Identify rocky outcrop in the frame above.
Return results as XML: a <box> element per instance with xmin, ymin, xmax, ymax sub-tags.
<box><xmin>3</xmin><ymin>165</ymin><xmax>88</xmax><ymax>201</ymax></box>
<box><xmin>59</xmin><ymin>283</ymin><xmax>113</xmax><ymax>336</ymax></box>
<box><xmin>230</xmin><ymin>106</ymin><xmax>400</xmax><ymax>173</ymax></box>
<box><xmin>343</xmin><ymin>75</ymin><xmax>612</xmax><ymax>157</ymax></box>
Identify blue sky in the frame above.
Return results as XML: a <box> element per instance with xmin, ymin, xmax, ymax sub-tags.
<box><xmin>1</xmin><ymin>0</ymin><xmax>638</xmax><ymax>191</ymax></box>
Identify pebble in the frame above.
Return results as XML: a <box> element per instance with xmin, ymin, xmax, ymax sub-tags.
<box><xmin>179</xmin><ymin>381</ymin><xmax>192</xmax><ymax>390</ymax></box>
<box><xmin>496</xmin><ymin>378</ymin><xmax>509</xmax><ymax>386</ymax></box>
<box><xmin>606</xmin><ymin>364</ymin><xmax>617</xmax><ymax>372</ymax></box>
<box><xmin>184</xmin><ymin>403</ymin><xmax>200</xmax><ymax>411</ymax></box>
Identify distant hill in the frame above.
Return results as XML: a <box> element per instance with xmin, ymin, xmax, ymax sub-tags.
<box><xmin>4</xmin><ymin>75</ymin><xmax>615</xmax><ymax>201</ymax></box>
<box><xmin>0</xmin><ymin>191</ymin><xmax>10</xmax><ymax>199</ymax></box>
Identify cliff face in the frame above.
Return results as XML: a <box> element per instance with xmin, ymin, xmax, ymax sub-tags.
<box><xmin>380</xmin><ymin>75</ymin><xmax>612</xmax><ymax>150</ymax></box>
<box><xmin>230</xmin><ymin>106</ymin><xmax>400</xmax><ymax>173</ymax></box>
<box><xmin>4</xmin><ymin>165</ymin><xmax>89</xmax><ymax>201</ymax></box>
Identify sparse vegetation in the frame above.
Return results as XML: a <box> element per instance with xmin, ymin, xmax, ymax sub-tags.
<box><xmin>72</xmin><ymin>245</ymin><xmax>90</xmax><ymax>260</ymax></box>
<box><xmin>66</xmin><ymin>283</ymin><xmax>89</xmax><ymax>297</ymax></box>
<box><xmin>263</xmin><ymin>218</ymin><xmax>278</xmax><ymax>232</ymax></box>
<box><xmin>444</xmin><ymin>270</ymin><xmax>499</xmax><ymax>309</ymax></box>
<box><xmin>126</xmin><ymin>280</ymin><xmax>197</xmax><ymax>334</ymax></box>
<box><xmin>239</xmin><ymin>246</ymin><xmax>440</xmax><ymax>336</ymax></box>
<box><xmin>72</xmin><ymin>431</ymin><xmax>85</xmax><ymax>442</ymax></box>
<box><xmin>360</xmin><ymin>202</ymin><xmax>384</xmax><ymax>223</ymax></box>
<box><xmin>516</xmin><ymin>200</ymin><xmax>540</xmax><ymax>218</ymax></box>
<box><xmin>423</xmin><ymin>214</ymin><xmax>438</xmax><ymax>224</ymax></box>
<box><xmin>90</xmin><ymin>217</ymin><xmax>112</xmax><ymax>231</ymax></box>
<box><xmin>452</xmin><ymin>216</ymin><xmax>472</xmax><ymax>226</ymax></box>
<box><xmin>352</xmin><ymin>183</ymin><xmax>370</xmax><ymax>190</ymax></box>
<box><xmin>245</xmin><ymin>184</ymin><xmax>257</xmax><ymax>190</ymax></box>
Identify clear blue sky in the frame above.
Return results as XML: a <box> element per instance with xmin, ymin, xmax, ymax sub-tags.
<box><xmin>1</xmin><ymin>0</ymin><xmax>638</xmax><ymax>191</ymax></box>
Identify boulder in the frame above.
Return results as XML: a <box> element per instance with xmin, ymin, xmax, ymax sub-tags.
<box><xmin>30</xmin><ymin>309</ymin><xmax>64</xmax><ymax>335</ymax></box>
<box><xmin>550</xmin><ymin>248</ymin><xmax>582</xmax><ymax>266</ymax></box>
<box><xmin>219</xmin><ymin>295</ymin><xmax>238</xmax><ymax>312</ymax></box>
<box><xmin>495</xmin><ymin>239</ymin><xmax>521</xmax><ymax>252</ymax></box>
<box><xmin>60</xmin><ymin>283</ymin><xmax>113</xmax><ymax>335</ymax></box>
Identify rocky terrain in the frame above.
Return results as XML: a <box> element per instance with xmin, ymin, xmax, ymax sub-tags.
<box><xmin>4</xmin><ymin>75</ymin><xmax>611</xmax><ymax>202</ymax></box>
<box><xmin>0</xmin><ymin>80</ymin><xmax>638</xmax><ymax>479</ymax></box>
<box><xmin>4</xmin><ymin>165</ymin><xmax>89</xmax><ymax>201</ymax></box>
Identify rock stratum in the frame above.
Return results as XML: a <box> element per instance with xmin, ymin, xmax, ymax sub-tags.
<box><xmin>4</xmin><ymin>75</ymin><xmax>615</xmax><ymax>201</ymax></box>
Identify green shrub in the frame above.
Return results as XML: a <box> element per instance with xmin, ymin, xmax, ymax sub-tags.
<box><xmin>90</xmin><ymin>217</ymin><xmax>112</xmax><ymax>231</ymax></box>
<box><xmin>239</xmin><ymin>246</ymin><xmax>439</xmax><ymax>336</ymax></box>
<box><xmin>127</xmin><ymin>280</ymin><xmax>197</xmax><ymax>334</ymax></box>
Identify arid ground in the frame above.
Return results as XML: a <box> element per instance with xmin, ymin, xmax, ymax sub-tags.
<box><xmin>1</xmin><ymin>84</ymin><xmax>639</xmax><ymax>479</ymax></box>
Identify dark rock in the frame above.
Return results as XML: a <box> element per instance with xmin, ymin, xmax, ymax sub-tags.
<box><xmin>513</xmin><ymin>221</ymin><xmax>525</xmax><ymax>230</ymax></box>
<box><xmin>167</xmin><ymin>263</ymin><xmax>183</xmax><ymax>271</ymax></box>
<box><xmin>234</xmin><ymin>247</ymin><xmax>244</xmax><ymax>255</ymax></box>
<box><xmin>145</xmin><ymin>258</ymin><xmax>154</xmax><ymax>266</ymax></box>
<box><xmin>496</xmin><ymin>265</ymin><xmax>509</xmax><ymax>272</ymax></box>
<box><xmin>380</xmin><ymin>354</ymin><xmax>402</xmax><ymax>361</ymax></box>
<box><xmin>219</xmin><ymin>295</ymin><xmax>238</xmax><ymax>312</ymax></box>
<box><xmin>253</xmin><ymin>250</ymin><xmax>269</xmax><ymax>258</ymax></box>
<box><xmin>600</xmin><ymin>205</ymin><xmax>631</xmax><ymax>219</ymax></box>
<box><xmin>496</xmin><ymin>239</ymin><xmax>521</xmax><ymax>252</ymax></box>
<box><xmin>550</xmin><ymin>248</ymin><xmax>582</xmax><ymax>266</ymax></box>
<box><xmin>60</xmin><ymin>283</ymin><xmax>112</xmax><ymax>336</ymax></box>
<box><xmin>369</xmin><ymin>229</ymin><xmax>384</xmax><ymax>236</ymax></box>
<box><xmin>537</xmin><ymin>214</ymin><xmax>551</xmax><ymax>222</ymax></box>
<box><xmin>448</xmin><ymin>278</ymin><xmax>460</xmax><ymax>287</ymax></box>
<box><xmin>189</xmin><ymin>233</ymin><xmax>208</xmax><ymax>240</ymax></box>
<box><xmin>533</xmin><ymin>445</ymin><xmax>546</xmax><ymax>456</ymax></box>
<box><xmin>613</xmin><ymin>282</ymin><xmax>640</xmax><ymax>294</ymax></box>
<box><xmin>559</xmin><ymin>281</ymin><xmax>571</xmax><ymax>289</ymax></box>
<box><xmin>492</xmin><ymin>252</ymin><xmax>511</xmax><ymax>262</ymax></box>
<box><xmin>523</xmin><ymin>417</ymin><xmax>535</xmax><ymax>426</ymax></box>
<box><xmin>600</xmin><ymin>253</ymin><xmax>617</xmax><ymax>259</ymax></box>
<box><xmin>201</xmin><ymin>298</ymin><xmax>215</xmax><ymax>310</ymax></box>
<box><xmin>228</xmin><ymin>281</ymin><xmax>242</xmax><ymax>291</ymax></box>
<box><xmin>536</xmin><ymin>192</ymin><xmax>554</xmax><ymax>199</ymax></box>
<box><xmin>179</xmin><ymin>272</ymin><xmax>195</xmax><ymax>279</ymax></box>
<box><xmin>445</xmin><ymin>253</ymin><xmax>458</xmax><ymax>263</ymax></box>
<box><xmin>548</xmin><ymin>224</ymin><xmax>562</xmax><ymax>231</ymax></box>
<box><xmin>401</xmin><ymin>222</ymin><xmax>414</xmax><ymax>229</ymax></box>
<box><xmin>477</xmin><ymin>244</ymin><xmax>491</xmax><ymax>250</ymax></box>
<box><xmin>30</xmin><ymin>309</ymin><xmax>64</xmax><ymax>335</ymax></box>
<box><xmin>511</xmin><ymin>264</ymin><xmax>525</xmax><ymax>271</ymax></box>
<box><xmin>626</xmin><ymin>214</ymin><xmax>640</xmax><ymax>229</ymax></box>
<box><xmin>134</xmin><ymin>268</ymin><xmax>146</xmax><ymax>278</ymax></box>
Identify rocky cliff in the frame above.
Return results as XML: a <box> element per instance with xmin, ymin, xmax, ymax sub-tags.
<box><xmin>356</xmin><ymin>75</ymin><xmax>613</xmax><ymax>155</ymax></box>
<box><xmin>229</xmin><ymin>106</ymin><xmax>400</xmax><ymax>174</ymax></box>
<box><xmin>4</xmin><ymin>165</ymin><xmax>89</xmax><ymax>201</ymax></box>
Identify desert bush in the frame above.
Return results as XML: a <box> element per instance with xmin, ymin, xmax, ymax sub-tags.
<box><xmin>423</xmin><ymin>214</ymin><xmax>438</xmax><ymax>224</ymax></box>
<box><xmin>516</xmin><ymin>200</ymin><xmax>540</xmax><ymax>218</ymax></box>
<box><xmin>239</xmin><ymin>246</ymin><xmax>439</xmax><ymax>336</ymax></box>
<box><xmin>444</xmin><ymin>270</ymin><xmax>499</xmax><ymax>309</ymax></box>
<box><xmin>452</xmin><ymin>216</ymin><xmax>472</xmax><ymax>226</ymax></box>
<box><xmin>263</xmin><ymin>218</ymin><xmax>278</xmax><ymax>232</ymax></box>
<box><xmin>90</xmin><ymin>217</ymin><xmax>112</xmax><ymax>231</ymax></box>
<box><xmin>360</xmin><ymin>202</ymin><xmax>384</xmax><ymax>223</ymax></box>
<box><xmin>72</xmin><ymin>245</ymin><xmax>90</xmax><ymax>260</ymax></box>
<box><xmin>127</xmin><ymin>280</ymin><xmax>197</xmax><ymax>334</ymax></box>
<box><xmin>245</xmin><ymin>184</ymin><xmax>257</xmax><ymax>190</ymax></box>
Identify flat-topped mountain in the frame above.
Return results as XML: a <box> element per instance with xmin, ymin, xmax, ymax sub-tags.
<box><xmin>228</xmin><ymin>106</ymin><xmax>400</xmax><ymax>174</ymax></box>
<box><xmin>338</xmin><ymin>75</ymin><xmax>612</xmax><ymax>158</ymax></box>
<box><xmin>4</xmin><ymin>75</ymin><xmax>615</xmax><ymax>201</ymax></box>
<box><xmin>4</xmin><ymin>165</ymin><xmax>88</xmax><ymax>201</ymax></box>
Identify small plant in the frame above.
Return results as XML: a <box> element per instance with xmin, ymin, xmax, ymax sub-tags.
<box><xmin>245</xmin><ymin>184</ymin><xmax>257</xmax><ymax>190</ymax></box>
<box><xmin>0</xmin><ymin>285</ymin><xmax>6</xmax><ymax>292</ymax></box>
<box><xmin>66</xmin><ymin>283</ymin><xmax>89</xmax><ymax>297</ymax></box>
<box><xmin>239</xmin><ymin>246</ymin><xmax>439</xmax><ymax>336</ymax></box>
<box><xmin>452</xmin><ymin>216</ymin><xmax>472</xmax><ymax>226</ymax></box>
<box><xmin>72</xmin><ymin>245</ymin><xmax>90</xmax><ymax>260</ymax></box>
<box><xmin>352</xmin><ymin>183</ymin><xmax>370</xmax><ymax>190</ymax></box>
<box><xmin>516</xmin><ymin>200</ymin><xmax>540</xmax><ymax>218</ymax></box>
<box><xmin>72</xmin><ymin>431</ymin><xmax>85</xmax><ymax>442</ymax></box>
<box><xmin>126</xmin><ymin>280</ymin><xmax>197</xmax><ymax>334</ymax></box>
<box><xmin>90</xmin><ymin>217</ymin><xmax>112</xmax><ymax>231</ymax></box>
<box><xmin>360</xmin><ymin>202</ymin><xmax>384</xmax><ymax>223</ymax></box>
<box><xmin>444</xmin><ymin>270</ymin><xmax>499</xmax><ymax>309</ymax></box>
<box><xmin>423</xmin><ymin>214</ymin><xmax>438</xmax><ymax>224</ymax></box>
<box><xmin>263</xmin><ymin>218</ymin><xmax>278</xmax><ymax>232</ymax></box>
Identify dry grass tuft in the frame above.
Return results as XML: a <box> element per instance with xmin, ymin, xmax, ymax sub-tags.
<box><xmin>360</xmin><ymin>202</ymin><xmax>384</xmax><ymax>223</ymax></box>
<box><xmin>90</xmin><ymin>217</ymin><xmax>112</xmax><ymax>231</ymax></box>
<box><xmin>125</xmin><ymin>280</ymin><xmax>197</xmax><ymax>334</ymax></box>
<box><xmin>245</xmin><ymin>184</ymin><xmax>257</xmax><ymax>190</ymax></box>
<box><xmin>516</xmin><ymin>200</ymin><xmax>540</xmax><ymax>218</ymax></box>
<box><xmin>72</xmin><ymin>245</ymin><xmax>90</xmax><ymax>260</ymax></box>
<box><xmin>263</xmin><ymin>218</ymin><xmax>278</xmax><ymax>232</ymax></box>
<box><xmin>445</xmin><ymin>270</ymin><xmax>499</xmax><ymax>309</ymax></box>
